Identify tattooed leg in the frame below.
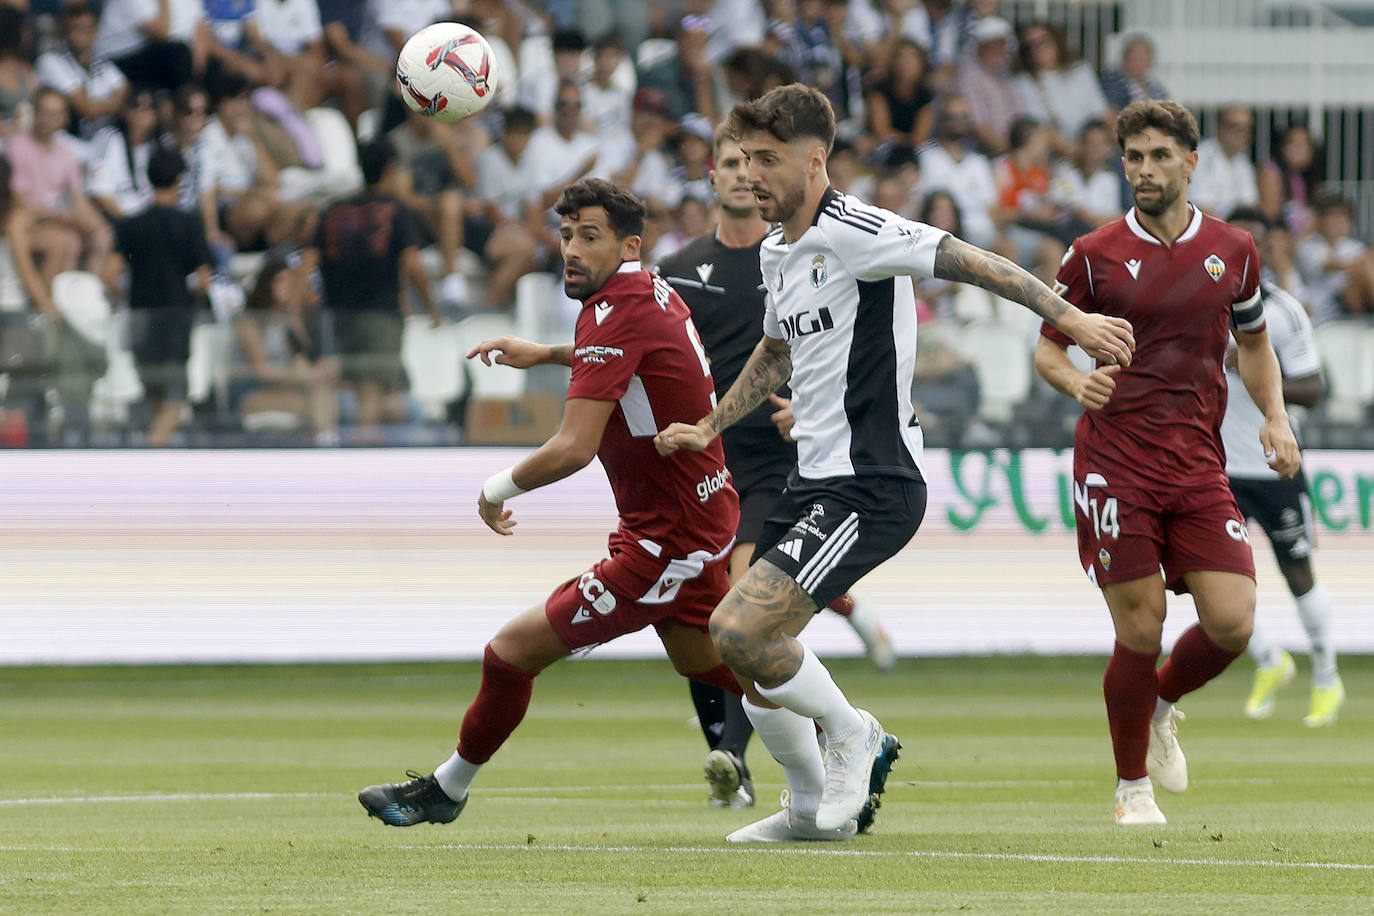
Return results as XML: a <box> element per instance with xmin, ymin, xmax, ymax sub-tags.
<box><xmin>710</xmin><ymin>559</ymin><xmax>819</xmax><ymax>700</ymax></box>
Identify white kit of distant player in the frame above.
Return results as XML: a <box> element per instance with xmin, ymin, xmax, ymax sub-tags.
<box><xmin>396</xmin><ymin>22</ymin><xmax>499</xmax><ymax>123</ymax></box>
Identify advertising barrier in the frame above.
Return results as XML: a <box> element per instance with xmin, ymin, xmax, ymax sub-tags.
<box><xmin>1</xmin><ymin>448</ymin><xmax>1369</xmax><ymax>665</ymax></box>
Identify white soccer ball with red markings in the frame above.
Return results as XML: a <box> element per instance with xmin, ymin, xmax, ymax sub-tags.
<box><xmin>395</xmin><ymin>22</ymin><xmax>499</xmax><ymax>123</ymax></box>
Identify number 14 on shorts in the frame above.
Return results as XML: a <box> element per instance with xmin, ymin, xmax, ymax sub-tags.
<box><xmin>1074</xmin><ymin>475</ymin><xmax>1121</xmax><ymax>539</ymax></box>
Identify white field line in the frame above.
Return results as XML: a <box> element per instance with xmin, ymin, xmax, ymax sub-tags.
<box><xmin>5</xmin><ymin>774</ymin><xmax>1374</xmax><ymax>806</ymax></box>
<box><xmin>390</xmin><ymin>843</ymin><xmax>1374</xmax><ymax>871</ymax></box>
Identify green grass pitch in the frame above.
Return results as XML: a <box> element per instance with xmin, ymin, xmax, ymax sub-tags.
<box><xmin>2</xmin><ymin>655</ymin><xmax>1371</xmax><ymax>914</ymax></box>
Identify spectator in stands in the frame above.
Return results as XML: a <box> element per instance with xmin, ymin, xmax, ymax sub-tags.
<box><xmin>524</xmin><ymin>80</ymin><xmax>600</xmax><ymax>216</ymax></box>
<box><xmin>1012</xmin><ymin>20</ymin><xmax>1107</xmax><ymax>156</ymax></box>
<box><xmin>474</xmin><ymin>105</ymin><xmax>538</xmax><ymax>224</ymax></box>
<box><xmin>251</xmin><ymin>0</ymin><xmax>368</xmax><ymax>129</ymax></box>
<box><xmin>198</xmin><ymin>77</ymin><xmax>315</xmax><ymax>253</ymax></box>
<box><xmin>826</xmin><ymin>135</ymin><xmax>872</xmax><ymax>199</ymax></box>
<box><xmin>1260</xmin><ymin>123</ymin><xmax>1323</xmax><ymax>237</ymax></box>
<box><xmin>317</xmin><ymin>0</ymin><xmax>395</xmax><ymax>123</ymax></box>
<box><xmin>1296</xmin><ymin>189</ymin><xmax>1374</xmax><ymax>322</ymax></box>
<box><xmin>0</xmin><ymin>5</ymin><xmax>37</xmax><ymax>143</ymax></box>
<box><xmin>917</xmin><ymin>93</ymin><xmax>999</xmax><ymax>248</ymax></box>
<box><xmin>0</xmin><ymin>154</ymin><xmax>59</xmax><ymax>320</ymax></box>
<box><xmin>387</xmin><ymin>107</ymin><xmax>485</xmax><ymax>307</ymax></box>
<box><xmin>104</xmin><ymin>145</ymin><xmax>212</xmax><ymax>447</ymax></box>
<box><xmin>995</xmin><ymin>115</ymin><xmax>1077</xmax><ymax>281</ymax></box>
<box><xmin>7</xmin><ymin>88</ymin><xmax>113</xmax><ymax>289</ymax></box>
<box><xmin>955</xmin><ymin>15</ymin><xmax>1024</xmax><ymax>156</ymax></box>
<box><xmin>233</xmin><ymin>250</ymin><xmax>340</xmax><ymax>440</ymax></box>
<box><xmin>608</xmin><ymin>87</ymin><xmax>681</xmax><ymax>210</ymax></box>
<box><xmin>913</xmin><ymin>189</ymin><xmax>961</xmax><ymax>316</ymax></box>
<box><xmin>581</xmin><ymin>30</ymin><xmax>635</xmax><ymax>144</ymax></box>
<box><xmin>671</xmin><ymin>112</ymin><xmax>716</xmax><ymax>206</ymax></box>
<box><xmin>468</xmin><ymin>110</ymin><xmax>545</xmax><ymax>305</ymax></box>
<box><xmin>1050</xmin><ymin>118</ymin><xmax>1124</xmax><ymax>228</ymax></box>
<box><xmin>636</xmin><ymin>15</ymin><xmax>717</xmax><ymax>122</ymax></box>
<box><xmin>95</xmin><ymin>0</ymin><xmax>204</xmax><ymax>95</ymax></box>
<box><xmin>202</xmin><ymin>0</ymin><xmax>280</xmax><ymax>93</ymax></box>
<box><xmin>866</xmin><ymin>38</ymin><xmax>936</xmax><ymax>153</ymax></box>
<box><xmin>164</xmin><ymin>83</ymin><xmax>209</xmax><ymax>214</ymax></box>
<box><xmin>1099</xmin><ymin>32</ymin><xmax>1168</xmax><ymax>112</ymax></box>
<box><xmin>305</xmin><ymin>138</ymin><xmax>440</xmax><ymax>433</ymax></box>
<box><xmin>87</xmin><ymin>86</ymin><xmax>160</xmax><ymax>220</ymax></box>
<box><xmin>520</xmin><ymin>28</ymin><xmax>587</xmax><ymax>123</ymax></box>
<box><xmin>1191</xmin><ymin>105</ymin><xmax>1260</xmax><ymax>219</ymax></box>
<box><xmin>36</xmin><ymin>3</ymin><xmax>131</xmax><ymax>142</ymax></box>
<box><xmin>894</xmin><ymin>0</ymin><xmax>962</xmax><ymax>76</ymax></box>
<box><xmin>784</xmin><ymin>0</ymin><xmax>865</xmax><ymax>135</ymax></box>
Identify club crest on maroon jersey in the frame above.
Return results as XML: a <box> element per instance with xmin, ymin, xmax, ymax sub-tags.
<box><xmin>1204</xmin><ymin>254</ymin><xmax>1226</xmax><ymax>282</ymax></box>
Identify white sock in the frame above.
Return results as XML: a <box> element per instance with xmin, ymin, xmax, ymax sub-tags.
<box><xmin>742</xmin><ymin>698</ymin><xmax>826</xmax><ymax>814</ymax></box>
<box><xmin>1296</xmin><ymin>584</ymin><xmax>1339</xmax><ymax>687</ymax></box>
<box><xmin>1152</xmin><ymin>697</ymin><xmax>1174</xmax><ymax>721</ymax></box>
<box><xmin>433</xmin><ymin>751</ymin><xmax>480</xmax><ymax>801</ymax></box>
<box><xmin>843</xmin><ymin>596</ymin><xmax>881</xmax><ymax>643</ymax></box>
<box><xmin>1117</xmin><ymin>776</ymin><xmax>1151</xmax><ymax>791</ymax></box>
<box><xmin>1246</xmin><ymin>622</ymin><xmax>1283</xmax><ymax>669</ymax></box>
<box><xmin>755</xmin><ymin>644</ymin><xmax>864</xmax><ymax>742</ymax></box>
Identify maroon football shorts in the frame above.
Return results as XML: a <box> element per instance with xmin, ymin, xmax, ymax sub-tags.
<box><xmin>545</xmin><ymin>530</ymin><xmax>733</xmax><ymax>650</ymax></box>
<box><xmin>1072</xmin><ymin>473</ymin><xmax>1255</xmax><ymax>594</ymax></box>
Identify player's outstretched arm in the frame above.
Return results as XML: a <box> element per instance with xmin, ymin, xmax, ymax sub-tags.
<box><xmin>655</xmin><ymin>334</ymin><xmax>791</xmax><ymax>455</ymax></box>
<box><xmin>933</xmin><ymin>236</ymin><xmax>1135</xmax><ymax>367</ymax></box>
<box><xmin>478</xmin><ymin>398</ymin><xmax>616</xmax><ymax>534</ymax></box>
<box><xmin>1034</xmin><ymin>337</ymin><xmax>1121</xmax><ymax>411</ymax></box>
<box><xmin>467</xmin><ymin>336</ymin><xmax>574</xmax><ymax>369</ymax></box>
<box><xmin>1235</xmin><ymin>327</ymin><xmax>1302</xmax><ymax>477</ymax></box>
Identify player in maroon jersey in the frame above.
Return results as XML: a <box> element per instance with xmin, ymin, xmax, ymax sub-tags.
<box><xmin>357</xmin><ymin>178</ymin><xmax>745</xmax><ymax>829</ymax></box>
<box><xmin>1035</xmin><ymin>100</ymin><xmax>1301</xmax><ymax>826</ymax></box>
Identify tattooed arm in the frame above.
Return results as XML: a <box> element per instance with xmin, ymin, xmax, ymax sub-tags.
<box><xmin>933</xmin><ymin>235</ymin><xmax>1136</xmax><ymax>366</ymax></box>
<box><xmin>655</xmin><ymin>334</ymin><xmax>791</xmax><ymax>455</ymax></box>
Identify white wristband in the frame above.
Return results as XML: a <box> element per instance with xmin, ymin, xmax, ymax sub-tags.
<box><xmin>481</xmin><ymin>467</ymin><xmax>526</xmax><ymax>503</ymax></box>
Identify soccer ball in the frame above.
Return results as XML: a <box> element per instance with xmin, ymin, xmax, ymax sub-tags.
<box><xmin>395</xmin><ymin>22</ymin><xmax>499</xmax><ymax>123</ymax></box>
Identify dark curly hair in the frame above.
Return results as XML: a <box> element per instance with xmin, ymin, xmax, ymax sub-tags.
<box><xmin>724</xmin><ymin>83</ymin><xmax>836</xmax><ymax>154</ymax></box>
<box><xmin>1115</xmin><ymin>99</ymin><xmax>1199</xmax><ymax>152</ymax></box>
<box><xmin>554</xmin><ymin>178</ymin><xmax>646</xmax><ymax>239</ymax></box>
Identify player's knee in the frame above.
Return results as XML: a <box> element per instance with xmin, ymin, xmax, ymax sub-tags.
<box><xmin>708</xmin><ymin>599</ymin><xmax>756</xmax><ymax>671</ymax></box>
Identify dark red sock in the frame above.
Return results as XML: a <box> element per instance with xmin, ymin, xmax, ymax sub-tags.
<box><xmin>1104</xmin><ymin>641</ymin><xmax>1160</xmax><ymax>781</ymax></box>
<box><xmin>1157</xmin><ymin>624</ymin><xmax>1243</xmax><ymax>703</ymax></box>
<box><xmin>689</xmin><ymin>662</ymin><xmax>743</xmax><ymax>696</ymax></box>
<box><xmin>455</xmin><ymin>644</ymin><xmax>538</xmax><ymax>765</ymax></box>
<box><xmin>826</xmin><ymin>593</ymin><xmax>856</xmax><ymax>617</ymax></box>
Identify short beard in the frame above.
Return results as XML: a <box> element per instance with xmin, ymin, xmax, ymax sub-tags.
<box><xmin>763</xmin><ymin>181</ymin><xmax>808</xmax><ymax>225</ymax></box>
<box><xmin>1134</xmin><ymin>182</ymin><xmax>1181</xmax><ymax>216</ymax></box>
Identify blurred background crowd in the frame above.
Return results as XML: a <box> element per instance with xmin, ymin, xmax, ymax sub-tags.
<box><xmin>0</xmin><ymin>0</ymin><xmax>1371</xmax><ymax>448</ymax></box>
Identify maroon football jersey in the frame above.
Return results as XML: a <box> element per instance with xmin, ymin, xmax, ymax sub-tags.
<box><xmin>1042</xmin><ymin>206</ymin><xmax>1265</xmax><ymax>489</ymax></box>
<box><xmin>567</xmin><ymin>260</ymin><xmax>740</xmax><ymax>558</ymax></box>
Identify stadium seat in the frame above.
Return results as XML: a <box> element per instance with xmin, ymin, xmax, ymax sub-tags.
<box><xmin>277</xmin><ymin>108</ymin><xmax>364</xmax><ymax>203</ymax></box>
<box><xmin>401</xmin><ymin>316</ymin><xmax>466</xmax><ymax>421</ymax></box>
<box><xmin>1313</xmin><ymin>319</ymin><xmax>1374</xmax><ymax>425</ymax></box>
<box><xmin>513</xmin><ymin>272</ymin><xmax>565</xmax><ymax>342</ymax></box>
<box><xmin>452</xmin><ymin>313</ymin><xmax>526</xmax><ymax>399</ymax></box>
<box><xmin>186</xmin><ymin>321</ymin><xmax>234</xmax><ymax>409</ymax></box>
<box><xmin>952</xmin><ymin>318</ymin><xmax>1034</xmax><ymax>424</ymax></box>
<box><xmin>51</xmin><ymin>271</ymin><xmax>110</xmax><ymax>347</ymax></box>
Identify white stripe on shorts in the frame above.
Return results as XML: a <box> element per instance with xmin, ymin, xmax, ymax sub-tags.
<box><xmin>795</xmin><ymin>512</ymin><xmax>859</xmax><ymax>593</ymax></box>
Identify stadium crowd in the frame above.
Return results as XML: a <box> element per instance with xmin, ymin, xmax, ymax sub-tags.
<box><xmin>0</xmin><ymin>0</ymin><xmax>1369</xmax><ymax>446</ymax></box>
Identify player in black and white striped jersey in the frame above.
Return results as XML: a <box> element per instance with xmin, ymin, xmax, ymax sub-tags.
<box><xmin>656</xmin><ymin>84</ymin><xmax>1135</xmax><ymax>843</ymax></box>
<box><xmin>1223</xmin><ymin>207</ymin><xmax>1344</xmax><ymax>727</ymax></box>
